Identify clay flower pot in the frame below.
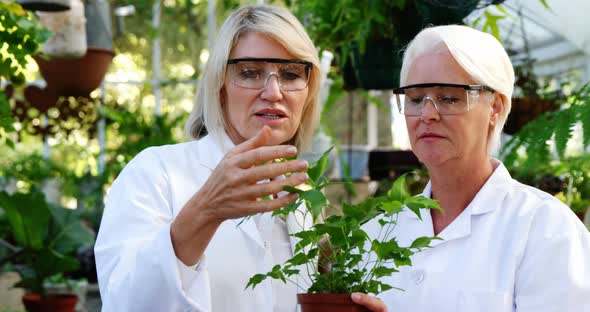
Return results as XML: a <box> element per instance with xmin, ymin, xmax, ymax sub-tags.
<box><xmin>297</xmin><ymin>293</ymin><xmax>370</xmax><ymax>312</ymax></box>
<box><xmin>33</xmin><ymin>48</ymin><xmax>114</xmax><ymax>97</ymax></box>
<box><xmin>22</xmin><ymin>293</ymin><xmax>78</xmax><ymax>312</ymax></box>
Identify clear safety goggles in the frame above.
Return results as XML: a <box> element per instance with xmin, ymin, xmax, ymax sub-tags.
<box><xmin>226</xmin><ymin>58</ymin><xmax>312</xmax><ymax>91</ymax></box>
<box><xmin>393</xmin><ymin>83</ymin><xmax>495</xmax><ymax>116</ymax></box>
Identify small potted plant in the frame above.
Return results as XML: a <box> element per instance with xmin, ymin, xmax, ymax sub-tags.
<box><xmin>246</xmin><ymin>150</ymin><xmax>441</xmax><ymax>311</ymax></box>
<box><xmin>0</xmin><ymin>190</ymin><xmax>95</xmax><ymax>312</ymax></box>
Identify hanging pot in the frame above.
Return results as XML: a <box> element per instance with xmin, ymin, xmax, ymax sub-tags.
<box><xmin>36</xmin><ymin>0</ymin><xmax>87</xmax><ymax>58</ymax></box>
<box><xmin>341</xmin><ymin>39</ymin><xmax>402</xmax><ymax>91</ymax></box>
<box><xmin>17</xmin><ymin>0</ymin><xmax>70</xmax><ymax>12</ymax></box>
<box><xmin>34</xmin><ymin>48</ymin><xmax>114</xmax><ymax>96</ymax></box>
<box><xmin>297</xmin><ymin>293</ymin><xmax>370</xmax><ymax>312</ymax></box>
<box><xmin>84</xmin><ymin>0</ymin><xmax>113</xmax><ymax>50</ymax></box>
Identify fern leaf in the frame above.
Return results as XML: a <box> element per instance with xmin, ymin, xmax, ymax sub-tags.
<box><xmin>553</xmin><ymin>109</ymin><xmax>575</xmax><ymax>159</ymax></box>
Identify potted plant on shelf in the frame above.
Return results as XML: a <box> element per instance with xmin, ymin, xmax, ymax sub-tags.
<box><xmin>292</xmin><ymin>0</ymin><xmax>480</xmax><ymax>90</ymax></box>
<box><xmin>0</xmin><ymin>190</ymin><xmax>95</xmax><ymax>312</ymax></box>
<box><xmin>246</xmin><ymin>150</ymin><xmax>441</xmax><ymax>311</ymax></box>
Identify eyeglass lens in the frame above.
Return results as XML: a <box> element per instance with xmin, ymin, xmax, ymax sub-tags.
<box><xmin>228</xmin><ymin>61</ymin><xmax>310</xmax><ymax>91</ymax></box>
<box><xmin>397</xmin><ymin>86</ymin><xmax>479</xmax><ymax>116</ymax></box>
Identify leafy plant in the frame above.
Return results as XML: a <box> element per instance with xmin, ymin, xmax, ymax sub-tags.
<box><xmin>0</xmin><ymin>190</ymin><xmax>94</xmax><ymax>297</ymax></box>
<box><xmin>246</xmin><ymin>149</ymin><xmax>441</xmax><ymax>295</ymax></box>
<box><xmin>0</xmin><ymin>0</ymin><xmax>50</xmax><ymax>148</ymax></box>
<box><xmin>501</xmin><ymin>82</ymin><xmax>590</xmax><ymax>172</ymax></box>
<box><xmin>102</xmin><ymin>106</ymin><xmax>184</xmax><ymax>181</ymax></box>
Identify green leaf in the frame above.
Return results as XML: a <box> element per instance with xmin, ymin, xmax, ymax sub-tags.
<box><xmin>301</xmin><ymin>189</ymin><xmax>327</xmax><ymax>221</ymax></box>
<box><xmin>381</xmin><ymin>201</ymin><xmax>403</xmax><ymax>214</ymax></box>
<box><xmin>0</xmin><ymin>191</ymin><xmax>50</xmax><ymax>249</ymax></box>
<box><xmin>387</xmin><ymin>174</ymin><xmax>410</xmax><ymax>202</ymax></box>
<box><xmin>307</xmin><ymin>147</ymin><xmax>333</xmax><ymax>185</ymax></box>
<box><xmin>287</xmin><ymin>252</ymin><xmax>308</xmax><ymax>266</ymax></box>
<box><xmin>372</xmin><ymin>266</ymin><xmax>399</xmax><ymax>278</ymax></box>
<box><xmin>272</xmin><ymin>201</ymin><xmax>299</xmax><ymax>218</ymax></box>
<box><xmin>246</xmin><ymin>273</ymin><xmax>267</xmax><ymax>289</ymax></box>
<box><xmin>410</xmin><ymin>236</ymin><xmax>440</xmax><ymax>249</ymax></box>
<box><xmin>282</xmin><ymin>185</ymin><xmax>304</xmax><ymax>194</ymax></box>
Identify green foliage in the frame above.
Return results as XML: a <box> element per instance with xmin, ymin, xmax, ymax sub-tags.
<box><xmin>0</xmin><ymin>191</ymin><xmax>94</xmax><ymax>297</ymax></box>
<box><xmin>290</xmin><ymin>0</ymin><xmax>402</xmax><ymax>55</ymax></box>
<box><xmin>102</xmin><ymin>106</ymin><xmax>184</xmax><ymax>181</ymax></box>
<box><xmin>501</xmin><ymin>83</ymin><xmax>590</xmax><ymax>171</ymax></box>
<box><xmin>0</xmin><ymin>91</ymin><xmax>15</xmax><ymax>148</ymax></box>
<box><xmin>0</xmin><ymin>1</ymin><xmax>50</xmax><ymax>148</ymax></box>
<box><xmin>247</xmin><ymin>149</ymin><xmax>441</xmax><ymax>295</ymax></box>
<box><xmin>0</xmin><ymin>1</ymin><xmax>50</xmax><ymax>85</ymax></box>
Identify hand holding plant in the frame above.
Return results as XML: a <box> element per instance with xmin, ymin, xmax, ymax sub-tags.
<box><xmin>247</xmin><ymin>148</ymin><xmax>441</xmax><ymax>298</ymax></box>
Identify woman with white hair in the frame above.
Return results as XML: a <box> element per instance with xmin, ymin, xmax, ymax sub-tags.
<box><xmin>364</xmin><ymin>25</ymin><xmax>590</xmax><ymax>311</ymax></box>
<box><xmin>95</xmin><ymin>5</ymin><xmax>384</xmax><ymax>312</ymax></box>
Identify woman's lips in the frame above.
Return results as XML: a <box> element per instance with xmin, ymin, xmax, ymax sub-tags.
<box><xmin>418</xmin><ymin>132</ymin><xmax>445</xmax><ymax>142</ymax></box>
<box><xmin>254</xmin><ymin>108</ymin><xmax>288</xmax><ymax>123</ymax></box>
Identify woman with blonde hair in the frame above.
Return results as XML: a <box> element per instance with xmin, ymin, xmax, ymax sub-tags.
<box><xmin>366</xmin><ymin>24</ymin><xmax>590</xmax><ymax>311</ymax></box>
<box><xmin>95</xmin><ymin>4</ymin><xmax>385</xmax><ymax>312</ymax></box>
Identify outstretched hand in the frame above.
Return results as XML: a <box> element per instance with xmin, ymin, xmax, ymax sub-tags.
<box><xmin>191</xmin><ymin>126</ymin><xmax>309</xmax><ymax>222</ymax></box>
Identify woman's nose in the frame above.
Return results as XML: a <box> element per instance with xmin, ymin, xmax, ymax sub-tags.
<box><xmin>420</xmin><ymin>98</ymin><xmax>441</xmax><ymax>122</ymax></box>
<box><xmin>261</xmin><ymin>74</ymin><xmax>283</xmax><ymax>101</ymax></box>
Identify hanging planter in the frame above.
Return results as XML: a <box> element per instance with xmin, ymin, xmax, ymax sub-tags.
<box><xmin>32</xmin><ymin>0</ymin><xmax>114</xmax><ymax>97</ymax></box>
<box><xmin>341</xmin><ymin>40</ymin><xmax>403</xmax><ymax>91</ymax></box>
<box><xmin>34</xmin><ymin>48</ymin><xmax>114</xmax><ymax>97</ymax></box>
<box><xmin>36</xmin><ymin>0</ymin><xmax>87</xmax><ymax>58</ymax></box>
<box><xmin>17</xmin><ymin>0</ymin><xmax>70</xmax><ymax>12</ymax></box>
<box><xmin>337</xmin><ymin>0</ymin><xmax>480</xmax><ymax>91</ymax></box>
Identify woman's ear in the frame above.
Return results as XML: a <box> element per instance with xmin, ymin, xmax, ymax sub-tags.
<box><xmin>489</xmin><ymin>93</ymin><xmax>504</xmax><ymax>127</ymax></box>
<box><xmin>220</xmin><ymin>86</ymin><xmax>227</xmax><ymax>108</ymax></box>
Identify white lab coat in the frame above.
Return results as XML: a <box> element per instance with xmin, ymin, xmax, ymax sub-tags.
<box><xmin>95</xmin><ymin>133</ymin><xmax>312</xmax><ymax>312</ymax></box>
<box><xmin>365</xmin><ymin>160</ymin><xmax>590</xmax><ymax>312</ymax></box>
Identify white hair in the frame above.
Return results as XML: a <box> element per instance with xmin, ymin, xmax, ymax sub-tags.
<box><xmin>400</xmin><ymin>25</ymin><xmax>515</xmax><ymax>154</ymax></box>
<box><xmin>185</xmin><ymin>5</ymin><xmax>321</xmax><ymax>150</ymax></box>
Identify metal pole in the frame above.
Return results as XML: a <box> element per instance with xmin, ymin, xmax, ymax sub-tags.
<box><xmin>347</xmin><ymin>91</ymin><xmax>353</xmax><ymax>202</ymax></box>
<box><xmin>207</xmin><ymin>0</ymin><xmax>216</xmax><ymax>52</ymax></box>
<box><xmin>98</xmin><ymin>83</ymin><xmax>106</xmax><ymax>175</ymax></box>
<box><xmin>367</xmin><ymin>91</ymin><xmax>378</xmax><ymax>149</ymax></box>
<box><xmin>42</xmin><ymin>116</ymin><xmax>49</xmax><ymax>159</ymax></box>
<box><xmin>152</xmin><ymin>0</ymin><xmax>162</xmax><ymax>116</ymax></box>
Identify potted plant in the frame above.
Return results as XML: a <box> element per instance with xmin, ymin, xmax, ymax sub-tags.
<box><xmin>292</xmin><ymin>0</ymin><xmax>480</xmax><ymax>90</ymax></box>
<box><xmin>0</xmin><ymin>190</ymin><xmax>95</xmax><ymax>312</ymax></box>
<box><xmin>246</xmin><ymin>150</ymin><xmax>441</xmax><ymax>311</ymax></box>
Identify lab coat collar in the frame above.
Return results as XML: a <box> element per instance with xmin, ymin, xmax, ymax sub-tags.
<box><xmin>407</xmin><ymin>160</ymin><xmax>512</xmax><ymax>245</ymax></box>
<box><xmin>196</xmin><ymin>131</ymin><xmax>236</xmax><ymax>171</ymax></box>
<box><xmin>410</xmin><ymin>159</ymin><xmax>511</xmax><ymax>220</ymax></box>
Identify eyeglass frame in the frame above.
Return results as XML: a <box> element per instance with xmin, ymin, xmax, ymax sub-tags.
<box><xmin>226</xmin><ymin>57</ymin><xmax>313</xmax><ymax>91</ymax></box>
<box><xmin>392</xmin><ymin>83</ymin><xmax>496</xmax><ymax>116</ymax></box>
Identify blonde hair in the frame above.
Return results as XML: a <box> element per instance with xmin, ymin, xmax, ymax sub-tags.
<box><xmin>400</xmin><ymin>25</ymin><xmax>515</xmax><ymax>154</ymax></box>
<box><xmin>185</xmin><ymin>4</ymin><xmax>321</xmax><ymax>150</ymax></box>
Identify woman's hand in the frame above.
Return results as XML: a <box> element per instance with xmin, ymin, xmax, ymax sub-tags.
<box><xmin>171</xmin><ymin>126</ymin><xmax>309</xmax><ymax>265</ymax></box>
<box><xmin>351</xmin><ymin>293</ymin><xmax>388</xmax><ymax>312</ymax></box>
<box><xmin>191</xmin><ymin>126</ymin><xmax>309</xmax><ymax>222</ymax></box>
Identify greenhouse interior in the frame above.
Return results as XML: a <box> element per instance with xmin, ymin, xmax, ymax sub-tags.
<box><xmin>1</xmin><ymin>0</ymin><xmax>589</xmax><ymax>311</ymax></box>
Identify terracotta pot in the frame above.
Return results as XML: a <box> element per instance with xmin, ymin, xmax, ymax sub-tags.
<box><xmin>34</xmin><ymin>48</ymin><xmax>115</xmax><ymax>97</ymax></box>
<box><xmin>297</xmin><ymin>293</ymin><xmax>370</xmax><ymax>312</ymax></box>
<box><xmin>22</xmin><ymin>294</ymin><xmax>78</xmax><ymax>312</ymax></box>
